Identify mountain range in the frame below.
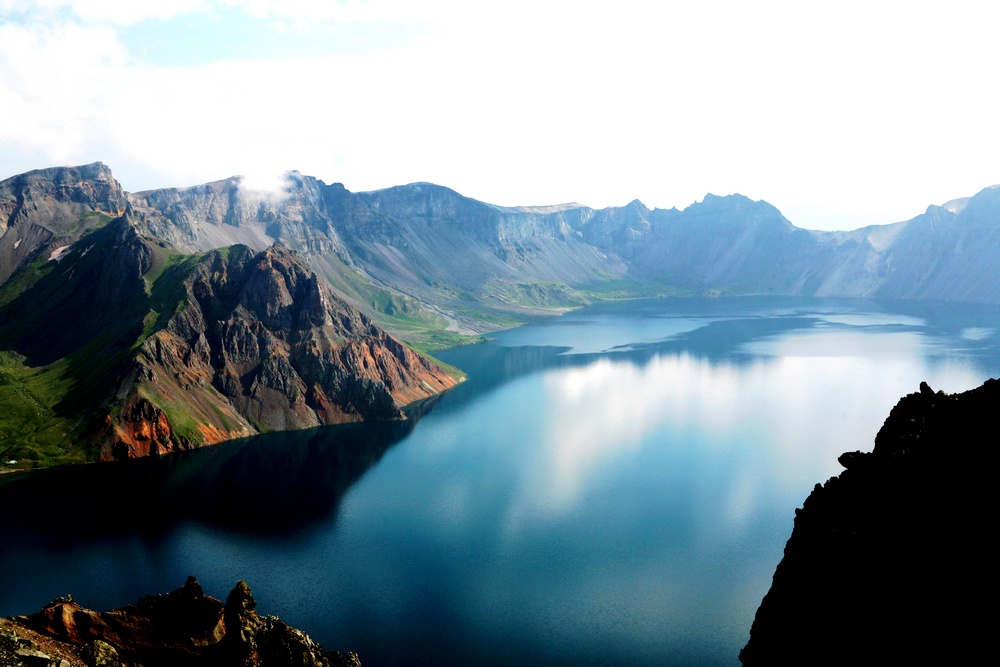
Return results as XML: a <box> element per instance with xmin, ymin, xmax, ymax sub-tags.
<box><xmin>0</xmin><ymin>166</ymin><xmax>460</xmax><ymax>466</ymax></box>
<box><xmin>6</xmin><ymin>164</ymin><xmax>1000</xmax><ymax>343</ymax></box>
<box><xmin>2</xmin><ymin>162</ymin><xmax>998</xmax><ymax>466</ymax></box>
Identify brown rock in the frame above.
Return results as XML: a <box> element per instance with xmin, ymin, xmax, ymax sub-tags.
<box><xmin>101</xmin><ymin>243</ymin><xmax>459</xmax><ymax>460</ymax></box>
<box><xmin>8</xmin><ymin>577</ymin><xmax>357</xmax><ymax>667</ymax></box>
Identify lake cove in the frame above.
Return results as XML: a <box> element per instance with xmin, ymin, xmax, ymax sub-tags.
<box><xmin>2</xmin><ymin>297</ymin><xmax>998</xmax><ymax>666</ymax></box>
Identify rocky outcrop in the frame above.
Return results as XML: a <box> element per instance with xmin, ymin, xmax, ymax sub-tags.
<box><xmin>101</xmin><ymin>398</ymin><xmax>177</xmax><ymax>460</ymax></box>
<box><xmin>219</xmin><ymin>581</ymin><xmax>361</xmax><ymax>667</ymax></box>
<box><xmin>740</xmin><ymin>380</ymin><xmax>996</xmax><ymax>666</ymax></box>
<box><xmin>3</xmin><ymin>577</ymin><xmax>361</xmax><ymax>667</ymax></box>
<box><xmin>130</xmin><ymin>173</ymin><xmax>347</xmax><ymax>258</ymax></box>
<box><xmin>0</xmin><ymin>214</ymin><xmax>459</xmax><ymax>466</ymax></box>
<box><xmin>98</xmin><ymin>242</ymin><xmax>458</xmax><ymax>461</ymax></box>
<box><xmin>0</xmin><ymin>617</ymin><xmax>87</xmax><ymax>667</ymax></box>
<box><xmin>0</xmin><ymin>162</ymin><xmax>127</xmax><ymax>285</ymax></box>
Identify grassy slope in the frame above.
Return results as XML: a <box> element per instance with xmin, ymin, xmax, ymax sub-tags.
<box><xmin>0</xmin><ymin>240</ymin><xmax>474</xmax><ymax>469</ymax></box>
<box><xmin>0</xmin><ymin>352</ymin><xmax>81</xmax><ymax>467</ymax></box>
<box><xmin>0</xmin><ymin>240</ymin><xmax>196</xmax><ymax>469</ymax></box>
<box><xmin>308</xmin><ymin>252</ymin><xmax>491</xmax><ymax>352</ymax></box>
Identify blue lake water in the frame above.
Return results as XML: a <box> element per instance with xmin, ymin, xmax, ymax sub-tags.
<box><xmin>2</xmin><ymin>296</ymin><xmax>1000</xmax><ymax>665</ymax></box>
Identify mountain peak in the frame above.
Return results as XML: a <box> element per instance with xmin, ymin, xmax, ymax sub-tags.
<box><xmin>684</xmin><ymin>193</ymin><xmax>785</xmax><ymax>221</ymax></box>
<box><xmin>97</xmin><ymin>241</ymin><xmax>460</xmax><ymax>460</ymax></box>
<box><xmin>699</xmin><ymin>192</ymin><xmax>756</xmax><ymax>206</ymax></box>
<box><xmin>0</xmin><ymin>162</ymin><xmax>129</xmax><ymax>284</ymax></box>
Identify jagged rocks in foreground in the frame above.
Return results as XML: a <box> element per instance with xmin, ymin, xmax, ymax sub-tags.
<box><xmin>0</xmin><ymin>577</ymin><xmax>361</xmax><ymax>667</ymax></box>
<box><xmin>740</xmin><ymin>380</ymin><xmax>996</xmax><ymax>666</ymax></box>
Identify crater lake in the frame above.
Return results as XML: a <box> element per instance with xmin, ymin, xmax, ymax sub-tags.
<box><xmin>2</xmin><ymin>296</ymin><xmax>999</xmax><ymax>666</ymax></box>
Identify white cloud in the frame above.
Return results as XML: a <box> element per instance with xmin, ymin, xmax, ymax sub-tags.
<box><xmin>0</xmin><ymin>0</ymin><xmax>207</xmax><ymax>25</ymax></box>
<box><xmin>1</xmin><ymin>1</ymin><xmax>999</xmax><ymax>228</ymax></box>
<box><xmin>217</xmin><ymin>0</ymin><xmax>431</xmax><ymax>24</ymax></box>
<box><xmin>0</xmin><ymin>20</ymin><xmax>126</xmax><ymax>165</ymax></box>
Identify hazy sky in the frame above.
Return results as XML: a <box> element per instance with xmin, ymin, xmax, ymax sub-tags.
<box><xmin>1</xmin><ymin>0</ymin><xmax>998</xmax><ymax>230</ymax></box>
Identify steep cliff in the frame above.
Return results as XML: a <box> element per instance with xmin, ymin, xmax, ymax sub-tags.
<box><xmin>122</xmin><ymin>168</ymin><xmax>1000</xmax><ymax>319</ymax></box>
<box><xmin>102</xmin><ymin>241</ymin><xmax>458</xmax><ymax>461</ymax></box>
<box><xmin>2</xmin><ymin>577</ymin><xmax>361</xmax><ymax>667</ymax></box>
<box><xmin>128</xmin><ymin>175</ymin><xmax>624</xmax><ymax>336</ymax></box>
<box><xmin>740</xmin><ymin>380</ymin><xmax>995</xmax><ymax>666</ymax></box>
<box><xmin>0</xmin><ymin>217</ymin><xmax>458</xmax><ymax>466</ymax></box>
<box><xmin>0</xmin><ymin>162</ymin><xmax>127</xmax><ymax>286</ymax></box>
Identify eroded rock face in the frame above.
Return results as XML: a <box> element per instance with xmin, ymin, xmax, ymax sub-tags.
<box><xmin>0</xmin><ymin>616</ymin><xmax>87</xmax><ymax>666</ymax></box>
<box><xmin>7</xmin><ymin>577</ymin><xmax>359</xmax><ymax>667</ymax></box>
<box><xmin>220</xmin><ymin>581</ymin><xmax>357</xmax><ymax>667</ymax></box>
<box><xmin>100</xmin><ymin>243</ymin><xmax>458</xmax><ymax>461</ymax></box>
<box><xmin>0</xmin><ymin>162</ymin><xmax>128</xmax><ymax>285</ymax></box>
<box><xmin>0</xmin><ymin>203</ymin><xmax>457</xmax><ymax>465</ymax></box>
<box><xmin>0</xmin><ymin>207</ymin><xmax>456</xmax><ymax>461</ymax></box>
<box><xmin>740</xmin><ymin>380</ymin><xmax>996</xmax><ymax>666</ymax></box>
<box><xmin>103</xmin><ymin>398</ymin><xmax>174</xmax><ymax>459</ymax></box>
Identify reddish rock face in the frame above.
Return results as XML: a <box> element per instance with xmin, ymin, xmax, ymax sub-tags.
<box><xmin>0</xmin><ymin>203</ymin><xmax>459</xmax><ymax>466</ymax></box>
<box><xmin>99</xmin><ymin>398</ymin><xmax>174</xmax><ymax>461</ymax></box>
<box><xmin>100</xmin><ymin>243</ymin><xmax>459</xmax><ymax>461</ymax></box>
<box><xmin>16</xmin><ymin>577</ymin><xmax>224</xmax><ymax>664</ymax></box>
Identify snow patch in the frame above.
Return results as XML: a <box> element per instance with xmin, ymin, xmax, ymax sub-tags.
<box><xmin>13</xmin><ymin>239</ymin><xmax>20</xmax><ymax>249</ymax></box>
<box><xmin>49</xmin><ymin>245</ymin><xmax>71</xmax><ymax>261</ymax></box>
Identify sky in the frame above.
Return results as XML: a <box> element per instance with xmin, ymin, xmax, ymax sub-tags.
<box><xmin>1</xmin><ymin>0</ymin><xmax>998</xmax><ymax>231</ymax></box>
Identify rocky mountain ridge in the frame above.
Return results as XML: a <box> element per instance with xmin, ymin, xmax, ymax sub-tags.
<box><xmin>0</xmin><ymin>213</ymin><xmax>457</xmax><ymax>467</ymax></box>
<box><xmin>104</xmin><ymin>238</ymin><xmax>457</xmax><ymax>461</ymax></box>
<box><xmin>0</xmin><ymin>163</ymin><xmax>127</xmax><ymax>285</ymax></box>
<box><xmin>6</xmin><ymin>164</ymin><xmax>1000</xmax><ymax>347</ymax></box>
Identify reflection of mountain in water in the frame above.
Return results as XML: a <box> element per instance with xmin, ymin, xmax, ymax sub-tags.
<box><xmin>438</xmin><ymin>298</ymin><xmax>1000</xmax><ymax>412</ymax></box>
<box><xmin>0</xmin><ymin>397</ymin><xmax>441</xmax><ymax>546</ymax></box>
<box><xmin>438</xmin><ymin>314</ymin><xmax>822</xmax><ymax>403</ymax></box>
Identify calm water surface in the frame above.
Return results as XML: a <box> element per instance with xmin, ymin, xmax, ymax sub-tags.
<box><xmin>3</xmin><ymin>297</ymin><xmax>1000</xmax><ymax>666</ymax></box>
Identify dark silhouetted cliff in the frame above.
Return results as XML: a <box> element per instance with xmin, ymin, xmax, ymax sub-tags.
<box><xmin>740</xmin><ymin>380</ymin><xmax>996</xmax><ymax>666</ymax></box>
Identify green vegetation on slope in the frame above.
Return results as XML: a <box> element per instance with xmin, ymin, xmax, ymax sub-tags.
<box><xmin>0</xmin><ymin>352</ymin><xmax>85</xmax><ymax>468</ymax></box>
<box><xmin>485</xmin><ymin>279</ymin><xmax>587</xmax><ymax>309</ymax></box>
<box><xmin>0</xmin><ymin>257</ymin><xmax>56</xmax><ymax>309</ymax></box>
<box><xmin>578</xmin><ymin>278</ymin><xmax>693</xmax><ymax>300</ymax></box>
<box><xmin>0</xmin><ymin>233</ymin><xmax>198</xmax><ymax>467</ymax></box>
<box><xmin>0</xmin><ymin>231</ymin><xmax>471</xmax><ymax>469</ymax></box>
<box><xmin>306</xmin><ymin>252</ymin><xmax>480</xmax><ymax>350</ymax></box>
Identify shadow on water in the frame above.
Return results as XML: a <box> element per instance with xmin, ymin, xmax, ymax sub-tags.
<box><xmin>0</xmin><ymin>394</ymin><xmax>444</xmax><ymax>548</ymax></box>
